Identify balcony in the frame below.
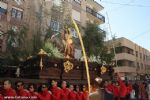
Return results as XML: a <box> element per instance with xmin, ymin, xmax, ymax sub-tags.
<box><xmin>86</xmin><ymin>7</ymin><xmax>105</xmax><ymax>24</ymax></box>
<box><xmin>10</xmin><ymin>17</ymin><xmax>23</xmax><ymax>26</ymax></box>
<box><xmin>116</xmin><ymin>53</ymin><xmax>136</xmax><ymax>61</ymax></box>
<box><xmin>114</xmin><ymin>66</ymin><xmax>136</xmax><ymax>73</ymax></box>
<box><xmin>86</xmin><ymin>0</ymin><xmax>104</xmax><ymax>11</ymax></box>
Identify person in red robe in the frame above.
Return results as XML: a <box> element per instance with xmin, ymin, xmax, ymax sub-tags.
<box><xmin>82</xmin><ymin>85</ymin><xmax>88</xmax><ymax>100</ymax></box>
<box><xmin>114</xmin><ymin>74</ymin><xmax>127</xmax><ymax>100</ymax></box>
<box><xmin>38</xmin><ymin>84</ymin><xmax>51</xmax><ymax>100</ymax></box>
<box><xmin>68</xmin><ymin>85</ymin><xmax>77</xmax><ymax>100</ymax></box>
<box><xmin>139</xmin><ymin>82</ymin><xmax>148</xmax><ymax>100</ymax></box>
<box><xmin>60</xmin><ymin>81</ymin><xmax>70</xmax><ymax>100</ymax></box>
<box><xmin>0</xmin><ymin>85</ymin><xmax>3</xmax><ymax>100</ymax></box>
<box><xmin>125</xmin><ymin>82</ymin><xmax>133</xmax><ymax>100</ymax></box>
<box><xmin>106</xmin><ymin>81</ymin><xmax>114</xmax><ymax>93</ymax></box>
<box><xmin>28</xmin><ymin>84</ymin><xmax>38</xmax><ymax>100</ymax></box>
<box><xmin>0</xmin><ymin>94</ymin><xmax>4</xmax><ymax>100</ymax></box>
<box><xmin>76</xmin><ymin>85</ymin><xmax>83</xmax><ymax>100</ymax></box>
<box><xmin>113</xmin><ymin>81</ymin><xmax>120</xmax><ymax>100</ymax></box>
<box><xmin>104</xmin><ymin>80</ymin><xmax>115</xmax><ymax>100</ymax></box>
<box><xmin>119</xmin><ymin>79</ymin><xmax>127</xmax><ymax>100</ymax></box>
<box><xmin>51</xmin><ymin>80</ymin><xmax>61</xmax><ymax>100</ymax></box>
<box><xmin>2</xmin><ymin>80</ymin><xmax>16</xmax><ymax>99</ymax></box>
<box><xmin>16</xmin><ymin>81</ymin><xmax>30</xmax><ymax>99</ymax></box>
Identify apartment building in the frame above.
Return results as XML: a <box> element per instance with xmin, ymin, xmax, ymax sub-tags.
<box><xmin>0</xmin><ymin>0</ymin><xmax>105</xmax><ymax>59</ymax></box>
<box><xmin>107</xmin><ymin>37</ymin><xmax>150</xmax><ymax>80</ymax></box>
<box><xmin>0</xmin><ymin>0</ymin><xmax>42</xmax><ymax>52</ymax></box>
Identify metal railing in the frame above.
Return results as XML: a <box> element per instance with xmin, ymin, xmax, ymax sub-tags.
<box><xmin>86</xmin><ymin>6</ymin><xmax>105</xmax><ymax>22</ymax></box>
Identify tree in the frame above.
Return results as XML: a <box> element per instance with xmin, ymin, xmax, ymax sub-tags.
<box><xmin>83</xmin><ymin>23</ymin><xmax>106</xmax><ymax>56</ymax></box>
<box><xmin>32</xmin><ymin>32</ymin><xmax>43</xmax><ymax>55</ymax></box>
<box><xmin>83</xmin><ymin>23</ymin><xmax>114</xmax><ymax>64</ymax></box>
<box><xmin>6</xmin><ymin>26</ymin><xmax>29</xmax><ymax>62</ymax></box>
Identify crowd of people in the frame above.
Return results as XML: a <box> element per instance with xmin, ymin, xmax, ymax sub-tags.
<box><xmin>89</xmin><ymin>74</ymin><xmax>150</xmax><ymax>100</ymax></box>
<box><xmin>0</xmin><ymin>73</ymin><xmax>150</xmax><ymax>100</ymax></box>
<box><xmin>0</xmin><ymin>80</ymin><xmax>88</xmax><ymax>100</ymax></box>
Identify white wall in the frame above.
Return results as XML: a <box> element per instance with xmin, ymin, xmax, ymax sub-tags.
<box><xmin>72</xmin><ymin>9</ymin><xmax>81</xmax><ymax>22</ymax></box>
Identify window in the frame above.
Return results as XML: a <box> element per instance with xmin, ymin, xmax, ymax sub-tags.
<box><xmin>136</xmin><ymin>51</ymin><xmax>138</xmax><ymax>57</ymax></box>
<box><xmin>11</xmin><ymin>8</ymin><xmax>23</xmax><ymax>20</ymax></box>
<box><xmin>74</xmin><ymin>0</ymin><xmax>81</xmax><ymax>4</ymax></box>
<box><xmin>0</xmin><ymin>1</ymin><xmax>7</xmax><ymax>17</ymax></box>
<box><xmin>50</xmin><ymin>20</ymin><xmax>60</xmax><ymax>32</ymax></box>
<box><xmin>141</xmin><ymin>63</ymin><xmax>143</xmax><ymax>69</ymax></box>
<box><xmin>128</xmin><ymin>61</ymin><xmax>134</xmax><ymax>67</ymax></box>
<box><xmin>115</xmin><ymin>47</ymin><xmax>122</xmax><ymax>53</ymax></box>
<box><xmin>70</xmin><ymin>28</ymin><xmax>78</xmax><ymax>38</ymax></box>
<box><xmin>140</xmin><ymin>53</ymin><xmax>142</xmax><ymax>59</ymax></box>
<box><xmin>144</xmin><ymin>55</ymin><xmax>147</xmax><ymax>61</ymax></box>
<box><xmin>137</xmin><ymin>62</ymin><xmax>139</xmax><ymax>67</ymax></box>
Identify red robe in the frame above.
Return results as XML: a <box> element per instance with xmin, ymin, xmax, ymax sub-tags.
<box><xmin>2</xmin><ymin>88</ymin><xmax>16</xmax><ymax>100</ymax></box>
<box><xmin>0</xmin><ymin>95</ymin><xmax>4</xmax><ymax>100</ymax></box>
<box><xmin>29</xmin><ymin>91</ymin><xmax>38</xmax><ymax>100</ymax></box>
<box><xmin>17</xmin><ymin>89</ymin><xmax>30</xmax><ymax>100</ymax></box>
<box><xmin>139</xmin><ymin>83</ymin><xmax>147</xmax><ymax>100</ymax></box>
<box><xmin>76</xmin><ymin>91</ymin><xmax>83</xmax><ymax>100</ymax></box>
<box><xmin>68</xmin><ymin>91</ymin><xmax>77</xmax><ymax>100</ymax></box>
<box><xmin>112</xmin><ymin>76</ymin><xmax>128</xmax><ymax>99</ymax></box>
<box><xmin>38</xmin><ymin>90</ymin><xmax>51</xmax><ymax>100</ymax></box>
<box><xmin>107</xmin><ymin>84</ymin><xmax>114</xmax><ymax>93</ymax></box>
<box><xmin>126</xmin><ymin>83</ymin><xmax>132</xmax><ymax>95</ymax></box>
<box><xmin>83</xmin><ymin>91</ymin><xmax>88</xmax><ymax>100</ymax></box>
<box><xmin>51</xmin><ymin>86</ymin><xmax>61</xmax><ymax>100</ymax></box>
<box><xmin>118</xmin><ymin>79</ymin><xmax>127</xmax><ymax>98</ymax></box>
<box><xmin>113</xmin><ymin>86</ymin><xmax>120</xmax><ymax>99</ymax></box>
<box><xmin>17</xmin><ymin>89</ymin><xmax>30</xmax><ymax>96</ymax></box>
<box><xmin>60</xmin><ymin>88</ymin><xmax>70</xmax><ymax>100</ymax></box>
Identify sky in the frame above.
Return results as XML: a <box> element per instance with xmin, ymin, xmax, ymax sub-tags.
<box><xmin>95</xmin><ymin>0</ymin><xmax>150</xmax><ymax>51</ymax></box>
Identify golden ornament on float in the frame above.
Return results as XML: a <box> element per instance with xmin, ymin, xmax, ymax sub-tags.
<box><xmin>64</xmin><ymin>60</ymin><xmax>74</xmax><ymax>73</ymax></box>
<box><xmin>101</xmin><ymin>66</ymin><xmax>107</xmax><ymax>74</ymax></box>
<box><xmin>38</xmin><ymin>49</ymin><xmax>47</xmax><ymax>70</ymax></box>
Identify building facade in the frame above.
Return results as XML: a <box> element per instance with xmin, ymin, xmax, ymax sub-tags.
<box><xmin>108</xmin><ymin>37</ymin><xmax>150</xmax><ymax>80</ymax></box>
<box><xmin>0</xmin><ymin>0</ymin><xmax>42</xmax><ymax>52</ymax></box>
<box><xmin>0</xmin><ymin>0</ymin><xmax>105</xmax><ymax>59</ymax></box>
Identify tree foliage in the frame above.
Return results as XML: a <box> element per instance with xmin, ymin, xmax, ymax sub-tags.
<box><xmin>83</xmin><ymin>23</ymin><xmax>106</xmax><ymax>56</ymax></box>
<box><xmin>83</xmin><ymin>23</ymin><xmax>114</xmax><ymax>64</ymax></box>
<box><xmin>43</xmin><ymin>42</ymin><xmax>63</xmax><ymax>58</ymax></box>
<box><xmin>32</xmin><ymin>32</ymin><xmax>43</xmax><ymax>55</ymax></box>
<box><xmin>6</xmin><ymin>26</ymin><xmax>29</xmax><ymax>62</ymax></box>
